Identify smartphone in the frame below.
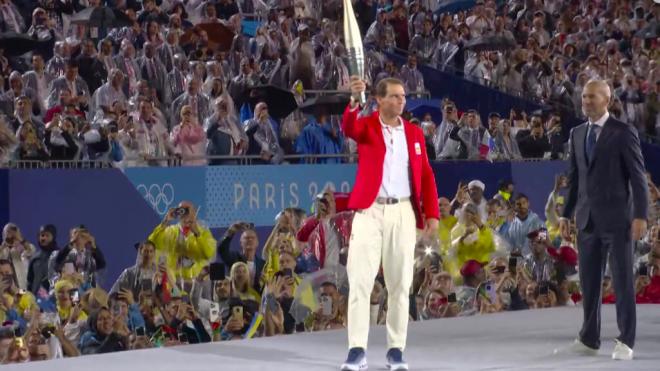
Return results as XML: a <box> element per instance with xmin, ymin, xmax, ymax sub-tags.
<box><xmin>63</xmin><ymin>262</ymin><xmax>75</xmax><ymax>275</ymax></box>
<box><xmin>508</xmin><ymin>256</ymin><xmax>517</xmax><ymax>274</ymax></box>
<box><xmin>41</xmin><ymin>325</ymin><xmax>55</xmax><ymax>339</ymax></box>
<box><xmin>539</xmin><ymin>284</ymin><xmax>549</xmax><ymax>296</ymax></box>
<box><xmin>136</xmin><ymin>327</ymin><xmax>146</xmax><ymax>337</ymax></box>
<box><xmin>158</xmin><ymin>254</ymin><xmax>167</xmax><ymax>266</ymax></box>
<box><xmin>209</xmin><ymin>262</ymin><xmax>226</xmax><ymax>281</ymax></box>
<box><xmin>447</xmin><ymin>292</ymin><xmax>457</xmax><ymax>303</ymax></box>
<box><xmin>429</xmin><ymin>253</ymin><xmax>441</xmax><ymax>272</ymax></box>
<box><xmin>265</xmin><ymin>294</ymin><xmax>279</xmax><ymax>314</ymax></box>
<box><xmin>232</xmin><ymin>306</ymin><xmax>244</xmax><ymax>325</ymax></box>
<box><xmin>70</xmin><ymin>289</ymin><xmax>80</xmax><ymax>304</ymax></box>
<box><xmin>639</xmin><ymin>265</ymin><xmax>649</xmax><ymax>277</ymax></box>
<box><xmin>320</xmin><ymin>295</ymin><xmax>333</xmax><ymax>316</ymax></box>
<box><xmin>282</xmin><ymin>268</ymin><xmax>293</xmax><ymax>278</ymax></box>
<box><xmin>209</xmin><ymin>302</ymin><xmax>220</xmax><ymax>323</ymax></box>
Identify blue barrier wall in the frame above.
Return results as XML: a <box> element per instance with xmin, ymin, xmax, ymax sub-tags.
<box><xmin>124</xmin><ymin>165</ymin><xmax>357</xmax><ymax>228</ymax></box>
<box><xmin>7</xmin><ymin>169</ymin><xmax>160</xmax><ymax>288</ymax></box>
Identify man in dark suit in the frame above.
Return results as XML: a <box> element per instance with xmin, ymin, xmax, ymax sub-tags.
<box><xmin>556</xmin><ymin>80</ymin><xmax>648</xmax><ymax>361</ymax></box>
<box><xmin>216</xmin><ymin>222</ymin><xmax>265</xmax><ymax>293</ymax></box>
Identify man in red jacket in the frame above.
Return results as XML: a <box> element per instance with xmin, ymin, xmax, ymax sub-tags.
<box><xmin>340</xmin><ymin>76</ymin><xmax>439</xmax><ymax>371</ymax></box>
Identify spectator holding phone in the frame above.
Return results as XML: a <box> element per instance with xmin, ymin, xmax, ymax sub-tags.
<box><xmin>545</xmin><ymin>175</ymin><xmax>568</xmax><ymax>243</ymax></box>
<box><xmin>296</xmin><ymin>192</ymin><xmax>345</xmax><ymax>270</ymax></box>
<box><xmin>503</xmin><ymin>194</ymin><xmax>545</xmax><ymax>256</ymax></box>
<box><xmin>228</xmin><ymin>262</ymin><xmax>260</xmax><ymax>304</ymax></box>
<box><xmin>308</xmin><ymin>281</ymin><xmax>346</xmax><ymax>332</ymax></box>
<box><xmin>419</xmin><ymin>289</ymin><xmax>458</xmax><ymax>320</ymax></box>
<box><xmin>169</xmin><ymin>299</ymin><xmax>211</xmax><ymax>344</ymax></box>
<box><xmin>148</xmin><ymin>201</ymin><xmax>216</xmax><ymax>286</ymax></box>
<box><xmin>1</xmin><ymin>223</ymin><xmax>36</xmax><ymax>291</ymax></box>
<box><xmin>110</xmin><ymin>240</ymin><xmax>159</xmax><ymax>299</ymax></box>
<box><xmin>0</xmin><ymin>259</ymin><xmax>38</xmax><ymax>332</ymax></box>
<box><xmin>454</xmin><ymin>260</ymin><xmax>487</xmax><ymax>316</ymax></box>
<box><xmin>448</xmin><ymin>203</ymin><xmax>496</xmax><ymax>279</ymax></box>
<box><xmin>53</xmin><ymin>279</ymin><xmax>86</xmax><ymax>346</ymax></box>
<box><xmin>217</xmin><ymin>221</ymin><xmax>265</xmax><ymax>293</ymax></box>
<box><xmin>27</xmin><ymin>224</ymin><xmax>59</xmax><ymax>295</ymax></box>
<box><xmin>79</xmin><ymin>307</ymin><xmax>129</xmax><ymax>355</ymax></box>
<box><xmin>524</xmin><ymin>229</ymin><xmax>555</xmax><ymax>283</ymax></box>
<box><xmin>53</xmin><ymin>226</ymin><xmax>106</xmax><ymax>289</ymax></box>
<box><xmin>109</xmin><ymin>289</ymin><xmax>145</xmax><ymax>331</ymax></box>
<box><xmin>263</xmin><ymin>271</ymin><xmax>299</xmax><ymax>336</ymax></box>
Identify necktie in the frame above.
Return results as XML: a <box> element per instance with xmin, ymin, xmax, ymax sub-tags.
<box><xmin>585</xmin><ymin>124</ymin><xmax>597</xmax><ymax>163</ymax></box>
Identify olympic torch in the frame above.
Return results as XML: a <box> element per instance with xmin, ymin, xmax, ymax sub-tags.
<box><xmin>342</xmin><ymin>0</ymin><xmax>366</xmax><ymax>105</ymax></box>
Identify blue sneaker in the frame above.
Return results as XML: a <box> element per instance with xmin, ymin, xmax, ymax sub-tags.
<box><xmin>341</xmin><ymin>347</ymin><xmax>367</xmax><ymax>371</ymax></box>
<box><xmin>386</xmin><ymin>348</ymin><xmax>408</xmax><ymax>370</ymax></box>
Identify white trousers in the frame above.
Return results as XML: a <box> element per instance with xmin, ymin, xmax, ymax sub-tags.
<box><xmin>346</xmin><ymin>200</ymin><xmax>417</xmax><ymax>350</ymax></box>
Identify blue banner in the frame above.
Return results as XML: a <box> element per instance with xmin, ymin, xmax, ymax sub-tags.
<box><xmin>125</xmin><ymin>167</ymin><xmax>206</xmax><ymax>219</ymax></box>
<box><xmin>205</xmin><ymin>165</ymin><xmax>356</xmax><ymax>226</ymax></box>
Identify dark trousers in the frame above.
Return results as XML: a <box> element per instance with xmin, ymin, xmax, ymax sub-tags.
<box><xmin>577</xmin><ymin>224</ymin><xmax>636</xmax><ymax>349</ymax></box>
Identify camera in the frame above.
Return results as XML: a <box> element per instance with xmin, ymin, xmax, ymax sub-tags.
<box><xmin>40</xmin><ymin>325</ymin><xmax>55</xmax><ymax>339</ymax></box>
<box><xmin>508</xmin><ymin>256</ymin><xmax>518</xmax><ymax>274</ymax></box>
<box><xmin>173</xmin><ymin>207</ymin><xmax>189</xmax><ymax>217</ymax></box>
<box><xmin>447</xmin><ymin>292</ymin><xmax>457</xmax><ymax>303</ymax></box>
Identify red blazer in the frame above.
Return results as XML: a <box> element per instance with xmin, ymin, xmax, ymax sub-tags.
<box><xmin>342</xmin><ymin>105</ymin><xmax>439</xmax><ymax>229</ymax></box>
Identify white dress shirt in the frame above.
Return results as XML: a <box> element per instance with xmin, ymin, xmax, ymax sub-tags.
<box><xmin>378</xmin><ymin>116</ymin><xmax>411</xmax><ymax>198</ymax></box>
<box><xmin>588</xmin><ymin>111</ymin><xmax>609</xmax><ymax>140</ymax></box>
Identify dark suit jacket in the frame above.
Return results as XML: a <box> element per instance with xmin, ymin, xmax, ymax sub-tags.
<box><xmin>562</xmin><ymin>115</ymin><xmax>648</xmax><ymax>231</ymax></box>
<box><xmin>217</xmin><ymin>233</ymin><xmax>265</xmax><ymax>292</ymax></box>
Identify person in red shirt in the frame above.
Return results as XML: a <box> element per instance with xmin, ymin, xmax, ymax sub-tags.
<box><xmin>340</xmin><ymin>75</ymin><xmax>439</xmax><ymax>371</ymax></box>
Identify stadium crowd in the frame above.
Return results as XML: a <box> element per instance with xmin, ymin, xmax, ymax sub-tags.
<box><xmin>1</xmin><ymin>173</ymin><xmax>659</xmax><ymax>363</ymax></box>
<box><xmin>0</xmin><ymin>0</ymin><xmax>654</xmax><ymax>167</ymax></box>
<box><xmin>0</xmin><ymin>0</ymin><xmax>659</xmax><ymax>365</ymax></box>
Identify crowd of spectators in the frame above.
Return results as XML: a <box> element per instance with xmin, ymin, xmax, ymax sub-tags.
<box><xmin>378</xmin><ymin>0</ymin><xmax>659</xmax><ymax>137</ymax></box>
<box><xmin>2</xmin><ymin>172</ymin><xmax>659</xmax><ymax>364</ymax></box>
<box><xmin>0</xmin><ymin>0</ymin><xmax>654</xmax><ymax>167</ymax></box>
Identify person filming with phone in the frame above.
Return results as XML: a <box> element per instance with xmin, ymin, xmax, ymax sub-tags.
<box><xmin>53</xmin><ymin>225</ymin><xmax>106</xmax><ymax>289</ymax></box>
<box><xmin>148</xmin><ymin>201</ymin><xmax>216</xmax><ymax>289</ymax></box>
<box><xmin>217</xmin><ymin>221</ymin><xmax>265</xmax><ymax>293</ymax></box>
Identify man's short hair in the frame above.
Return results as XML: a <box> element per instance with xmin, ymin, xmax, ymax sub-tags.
<box><xmin>65</xmin><ymin>59</ymin><xmax>79</xmax><ymax>69</ymax></box>
<box><xmin>375</xmin><ymin>78</ymin><xmax>404</xmax><ymax>98</ymax></box>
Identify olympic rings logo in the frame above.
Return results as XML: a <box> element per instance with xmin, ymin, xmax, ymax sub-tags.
<box><xmin>136</xmin><ymin>183</ymin><xmax>175</xmax><ymax>215</ymax></box>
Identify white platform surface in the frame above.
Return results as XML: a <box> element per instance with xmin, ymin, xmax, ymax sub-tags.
<box><xmin>5</xmin><ymin>305</ymin><xmax>660</xmax><ymax>371</ymax></box>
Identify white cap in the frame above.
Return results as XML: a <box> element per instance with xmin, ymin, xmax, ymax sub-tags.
<box><xmin>468</xmin><ymin>180</ymin><xmax>485</xmax><ymax>191</ymax></box>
